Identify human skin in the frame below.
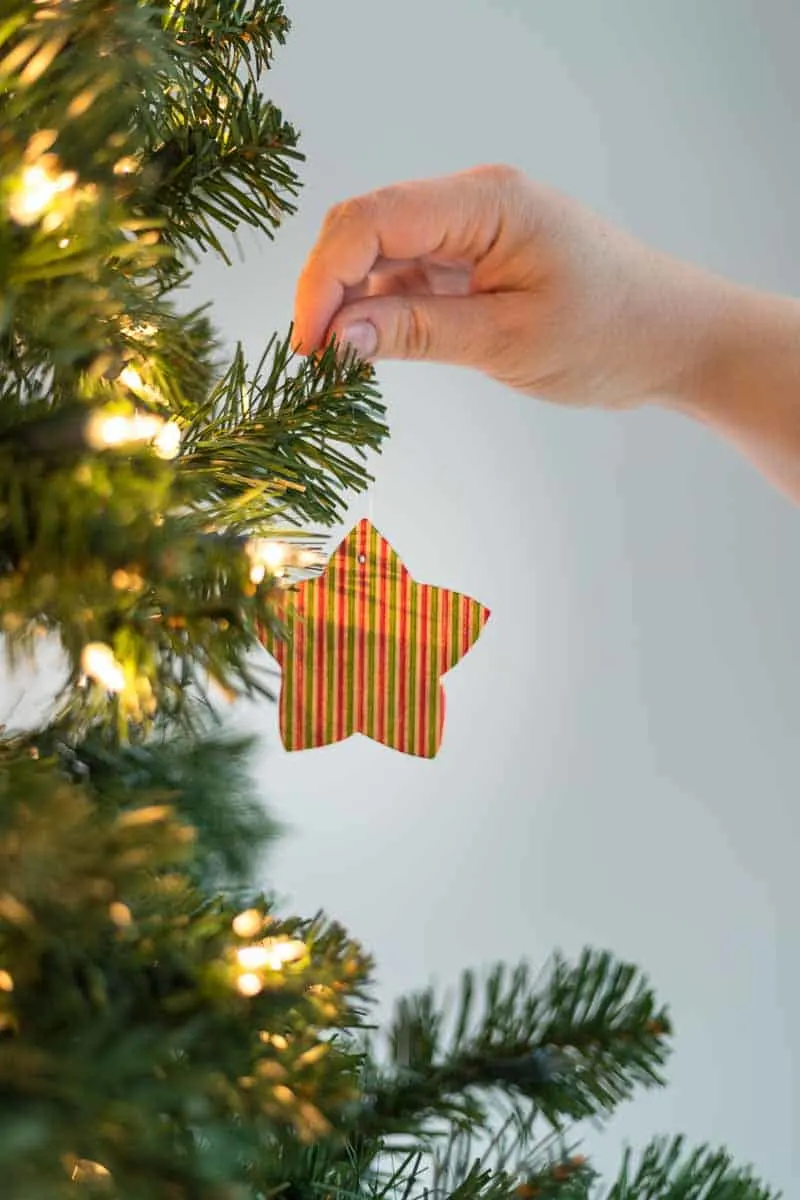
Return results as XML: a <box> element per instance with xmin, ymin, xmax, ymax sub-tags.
<box><xmin>293</xmin><ymin>164</ymin><xmax>800</xmax><ymax>503</ymax></box>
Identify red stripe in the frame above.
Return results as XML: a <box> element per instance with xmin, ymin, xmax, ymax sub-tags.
<box><xmin>460</xmin><ymin>593</ymin><xmax>472</xmax><ymax>657</ymax></box>
<box><xmin>335</xmin><ymin>543</ymin><xmax>347</xmax><ymax>743</ymax></box>
<box><xmin>397</xmin><ymin>565</ymin><xmax>409</xmax><ymax>753</ymax></box>
<box><xmin>376</xmin><ymin>534</ymin><xmax>388</xmax><ymax>746</ymax></box>
<box><xmin>416</xmin><ymin>583</ymin><xmax>429</xmax><ymax>756</ymax></box>
<box><xmin>292</xmin><ymin>593</ymin><xmax>304</xmax><ymax>750</ymax></box>
<box><xmin>314</xmin><ymin>572</ymin><xmax>326</xmax><ymax>746</ymax></box>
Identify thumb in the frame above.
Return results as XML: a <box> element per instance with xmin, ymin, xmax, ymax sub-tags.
<box><xmin>328</xmin><ymin>292</ymin><xmax>514</xmax><ymax>370</ymax></box>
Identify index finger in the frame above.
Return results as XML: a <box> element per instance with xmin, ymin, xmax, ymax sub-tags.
<box><xmin>291</xmin><ymin>164</ymin><xmax>515</xmax><ymax>354</ymax></box>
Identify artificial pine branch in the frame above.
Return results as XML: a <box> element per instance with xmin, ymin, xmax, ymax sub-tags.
<box><xmin>144</xmin><ymin>80</ymin><xmax>304</xmax><ymax>265</ymax></box>
<box><xmin>180</xmin><ymin>333</ymin><xmax>387</xmax><ymax>531</ymax></box>
<box><xmin>365</xmin><ymin>953</ymin><xmax>670</xmax><ymax>1136</ymax></box>
<box><xmin>605</xmin><ymin>1137</ymin><xmax>780</xmax><ymax>1200</ymax></box>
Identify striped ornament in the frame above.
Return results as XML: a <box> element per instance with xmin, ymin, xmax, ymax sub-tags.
<box><xmin>259</xmin><ymin>519</ymin><xmax>490</xmax><ymax>758</ymax></box>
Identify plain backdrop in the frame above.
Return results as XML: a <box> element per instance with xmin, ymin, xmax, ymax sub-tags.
<box><xmin>2</xmin><ymin>0</ymin><xmax>797</xmax><ymax>1192</ymax></box>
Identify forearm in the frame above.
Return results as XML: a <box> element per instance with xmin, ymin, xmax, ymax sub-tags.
<box><xmin>662</xmin><ymin>269</ymin><xmax>800</xmax><ymax>503</ymax></box>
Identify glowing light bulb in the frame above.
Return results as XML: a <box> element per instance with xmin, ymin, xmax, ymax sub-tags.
<box><xmin>0</xmin><ymin>970</ymin><xmax>13</xmax><ymax>992</ymax></box>
<box><xmin>236</xmin><ymin>937</ymin><xmax>306</xmax><ymax>972</ymax></box>
<box><xmin>237</xmin><ymin>945</ymin><xmax>271</xmax><ymax>970</ymax></box>
<box><xmin>251</xmin><ymin>540</ymin><xmax>288</xmax><ymax>568</ymax></box>
<box><xmin>70</xmin><ymin>1159</ymin><xmax>111</xmax><ymax>1183</ymax></box>
<box><xmin>237</xmin><ymin>972</ymin><xmax>263</xmax><ymax>997</ymax></box>
<box><xmin>264</xmin><ymin>938</ymin><xmax>307</xmax><ymax>970</ymax></box>
<box><xmin>118</xmin><ymin>365</ymin><xmax>145</xmax><ymax>393</ymax></box>
<box><xmin>109</xmin><ymin>902</ymin><xmax>132</xmax><ymax>927</ymax></box>
<box><xmin>153</xmin><ymin>420</ymin><xmax>181</xmax><ymax>460</ymax></box>
<box><xmin>113</xmin><ymin>156</ymin><xmax>139</xmax><ymax>176</ymax></box>
<box><xmin>232</xmin><ymin>909</ymin><xmax>263</xmax><ymax>938</ymax></box>
<box><xmin>85</xmin><ymin>410</ymin><xmax>181</xmax><ymax>459</ymax></box>
<box><xmin>80</xmin><ymin>643</ymin><xmax>125</xmax><ymax>692</ymax></box>
<box><xmin>8</xmin><ymin>159</ymin><xmax>77</xmax><ymax>226</ymax></box>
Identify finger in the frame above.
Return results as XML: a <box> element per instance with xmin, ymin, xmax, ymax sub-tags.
<box><xmin>292</xmin><ymin>164</ymin><xmax>518</xmax><ymax>354</ymax></box>
<box><xmin>342</xmin><ymin>259</ymin><xmax>431</xmax><ymax>306</ymax></box>
<box><xmin>326</xmin><ymin>290</ymin><xmax>519</xmax><ymax>371</ymax></box>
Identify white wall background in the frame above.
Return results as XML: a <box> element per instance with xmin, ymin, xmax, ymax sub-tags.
<box><xmin>3</xmin><ymin>1</ymin><xmax>798</xmax><ymax>1192</ymax></box>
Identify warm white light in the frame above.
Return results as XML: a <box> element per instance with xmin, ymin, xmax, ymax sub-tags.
<box><xmin>80</xmin><ymin>643</ymin><xmax>125</xmax><ymax>692</ymax></box>
<box><xmin>237</xmin><ymin>945</ymin><xmax>271</xmax><ymax>970</ymax></box>
<box><xmin>8</xmin><ymin>160</ymin><xmax>77</xmax><ymax>225</ymax></box>
<box><xmin>236</xmin><ymin>972</ymin><xmax>263</xmax><ymax>997</ymax></box>
<box><xmin>117</xmin><ymin>363</ymin><xmax>167</xmax><ymax>408</ymax></box>
<box><xmin>58</xmin><ymin>237</ymin><xmax>70</xmax><ymax>249</ymax></box>
<box><xmin>113</xmin><ymin>156</ymin><xmax>139</xmax><ymax>176</ymax></box>
<box><xmin>109</xmin><ymin>902</ymin><xmax>132</xmax><ymax>927</ymax></box>
<box><xmin>237</xmin><ymin>937</ymin><xmax>306</xmax><ymax>972</ymax></box>
<box><xmin>153</xmin><ymin>420</ymin><xmax>181</xmax><ymax>460</ymax></box>
<box><xmin>85</xmin><ymin>410</ymin><xmax>181</xmax><ymax>459</ymax></box>
<box><xmin>70</xmin><ymin>1159</ymin><xmax>111</xmax><ymax>1183</ymax></box>
<box><xmin>251</xmin><ymin>540</ymin><xmax>288</xmax><ymax>568</ymax></box>
<box><xmin>232</xmin><ymin>908</ymin><xmax>263</xmax><ymax>938</ymax></box>
<box><xmin>0</xmin><ymin>970</ymin><xmax>13</xmax><ymax>992</ymax></box>
<box><xmin>118</xmin><ymin>365</ymin><xmax>145</xmax><ymax>393</ymax></box>
<box><xmin>246</xmin><ymin>540</ymin><xmax>324</xmax><ymax>584</ymax></box>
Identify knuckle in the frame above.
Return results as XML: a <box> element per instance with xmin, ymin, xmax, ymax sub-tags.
<box><xmin>324</xmin><ymin>192</ymin><xmax>373</xmax><ymax>232</ymax></box>
<box><xmin>477</xmin><ymin>162</ymin><xmax>524</xmax><ymax>189</ymax></box>
<box><xmin>398</xmin><ymin>301</ymin><xmax>432</xmax><ymax>360</ymax></box>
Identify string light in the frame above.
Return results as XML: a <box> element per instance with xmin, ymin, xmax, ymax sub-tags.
<box><xmin>84</xmin><ymin>409</ymin><xmax>181</xmax><ymax>460</ymax></box>
<box><xmin>236</xmin><ymin>938</ymin><xmax>307</xmax><ymax>972</ymax></box>
<box><xmin>109</xmin><ymin>902</ymin><xmax>132</xmax><ymax>927</ymax></box>
<box><xmin>232</xmin><ymin>908</ymin><xmax>263</xmax><ymax>938</ymax></box>
<box><xmin>246</xmin><ymin>540</ymin><xmax>325</xmax><ymax>584</ymax></box>
<box><xmin>70</xmin><ymin>1159</ymin><xmax>111</xmax><ymax>1183</ymax></box>
<box><xmin>7</xmin><ymin>156</ymin><xmax>77</xmax><ymax>226</ymax></box>
<box><xmin>117</xmin><ymin>363</ymin><xmax>168</xmax><ymax>407</ymax></box>
<box><xmin>236</xmin><ymin>972</ymin><xmax>263</xmax><ymax>997</ymax></box>
<box><xmin>80</xmin><ymin>643</ymin><xmax>125</xmax><ymax>692</ymax></box>
<box><xmin>0</xmin><ymin>970</ymin><xmax>13</xmax><ymax>992</ymax></box>
<box><xmin>113</xmin><ymin>155</ymin><xmax>140</xmax><ymax>176</ymax></box>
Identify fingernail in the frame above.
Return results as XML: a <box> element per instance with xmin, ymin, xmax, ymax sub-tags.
<box><xmin>340</xmin><ymin>320</ymin><xmax>378</xmax><ymax>360</ymax></box>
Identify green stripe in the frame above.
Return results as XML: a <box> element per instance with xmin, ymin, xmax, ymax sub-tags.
<box><xmin>472</xmin><ymin>599</ymin><xmax>483</xmax><ymax>643</ymax></box>
<box><xmin>387</xmin><ymin>553</ymin><xmax>398</xmax><ymax>744</ymax></box>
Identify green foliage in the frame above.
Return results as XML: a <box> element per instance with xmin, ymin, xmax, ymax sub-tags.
<box><xmin>368</xmin><ymin>951</ymin><xmax>671</xmax><ymax>1138</ymax></box>
<box><xmin>0</xmin><ymin>0</ymin><xmax>387</xmax><ymax>737</ymax></box>
<box><xmin>0</xmin><ymin>742</ymin><xmax>373</xmax><ymax>1198</ymax></box>
<box><xmin>0</xmin><ymin>1</ymin><xmax>781</xmax><ymax>1198</ymax></box>
<box><xmin>603</xmin><ymin>1137</ymin><xmax>779</xmax><ymax>1200</ymax></box>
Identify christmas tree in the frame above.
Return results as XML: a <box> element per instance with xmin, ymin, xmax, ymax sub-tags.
<box><xmin>0</xmin><ymin>2</ymin><xmax>779</xmax><ymax>1196</ymax></box>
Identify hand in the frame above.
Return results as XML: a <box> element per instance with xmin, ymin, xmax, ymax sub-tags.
<box><xmin>292</xmin><ymin>163</ymin><xmax>720</xmax><ymax>410</ymax></box>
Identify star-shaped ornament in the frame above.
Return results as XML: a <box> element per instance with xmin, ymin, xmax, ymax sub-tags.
<box><xmin>259</xmin><ymin>519</ymin><xmax>490</xmax><ymax>757</ymax></box>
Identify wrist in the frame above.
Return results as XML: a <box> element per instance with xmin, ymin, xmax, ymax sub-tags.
<box><xmin>660</xmin><ymin>269</ymin><xmax>800</xmax><ymax>500</ymax></box>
